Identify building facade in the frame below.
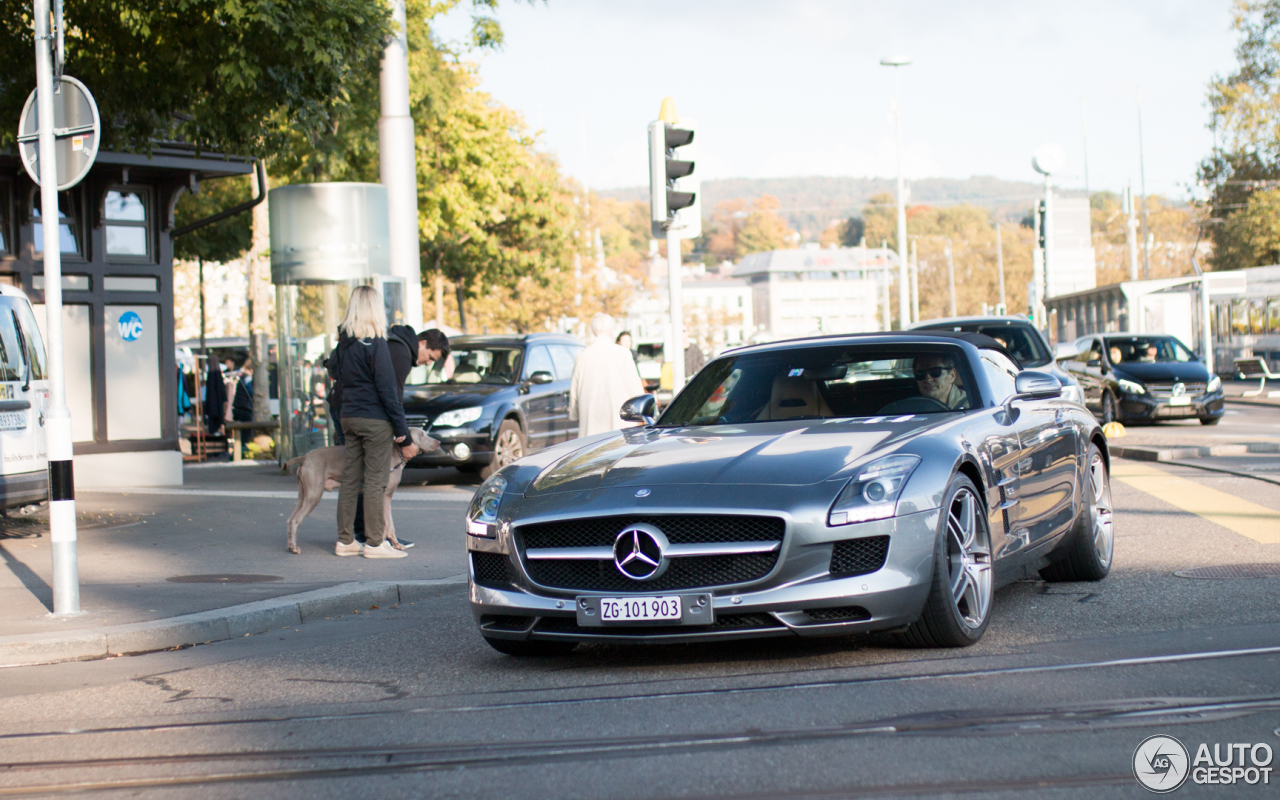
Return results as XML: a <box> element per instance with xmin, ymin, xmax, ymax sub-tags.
<box><xmin>0</xmin><ymin>147</ymin><xmax>254</xmax><ymax>486</ymax></box>
<box><xmin>732</xmin><ymin>245</ymin><xmax>891</xmax><ymax>339</ymax></box>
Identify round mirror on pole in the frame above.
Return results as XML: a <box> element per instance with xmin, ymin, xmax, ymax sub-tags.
<box><xmin>16</xmin><ymin>76</ymin><xmax>100</xmax><ymax>191</ymax></box>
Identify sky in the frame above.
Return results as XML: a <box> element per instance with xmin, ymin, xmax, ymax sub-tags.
<box><xmin>431</xmin><ymin>0</ymin><xmax>1241</xmax><ymax>199</ymax></box>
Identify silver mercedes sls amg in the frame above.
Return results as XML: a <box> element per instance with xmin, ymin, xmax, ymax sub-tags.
<box><xmin>466</xmin><ymin>332</ymin><xmax>1113</xmax><ymax>655</ymax></box>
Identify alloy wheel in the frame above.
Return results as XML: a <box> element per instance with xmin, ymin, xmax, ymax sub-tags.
<box><xmin>495</xmin><ymin>428</ymin><xmax>524</xmax><ymax>468</ymax></box>
<box><xmin>945</xmin><ymin>487</ymin><xmax>992</xmax><ymax>628</ymax></box>
<box><xmin>1089</xmin><ymin>452</ymin><xmax>1114</xmax><ymax>568</ymax></box>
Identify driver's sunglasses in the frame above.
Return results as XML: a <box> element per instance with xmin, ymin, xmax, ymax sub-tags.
<box><xmin>914</xmin><ymin>366</ymin><xmax>952</xmax><ymax>380</ymax></box>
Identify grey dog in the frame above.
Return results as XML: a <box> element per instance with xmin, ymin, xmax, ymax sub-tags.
<box><xmin>284</xmin><ymin>427</ymin><xmax>440</xmax><ymax>554</ymax></box>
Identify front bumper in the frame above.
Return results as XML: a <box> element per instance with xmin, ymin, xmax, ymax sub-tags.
<box><xmin>1117</xmin><ymin>391</ymin><xmax>1224</xmax><ymax>422</ymax></box>
<box><xmin>407</xmin><ymin>426</ymin><xmax>493</xmax><ymax>467</ymax></box>
<box><xmin>467</xmin><ymin>488</ymin><xmax>940</xmax><ymax>644</ymax></box>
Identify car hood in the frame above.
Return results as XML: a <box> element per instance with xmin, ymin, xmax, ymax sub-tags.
<box><xmin>1112</xmin><ymin>362</ymin><xmax>1209</xmax><ymax>384</ymax></box>
<box><xmin>526</xmin><ymin>415</ymin><xmax>952</xmax><ymax>495</ymax></box>
<box><xmin>402</xmin><ymin>383</ymin><xmax>508</xmax><ymax>415</ymax></box>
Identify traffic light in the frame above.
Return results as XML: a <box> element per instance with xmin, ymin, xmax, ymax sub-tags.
<box><xmin>648</xmin><ymin>98</ymin><xmax>700</xmax><ymax>238</ymax></box>
<box><xmin>1036</xmin><ymin>199</ymin><xmax>1046</xmax><ymax>249</ymax></box>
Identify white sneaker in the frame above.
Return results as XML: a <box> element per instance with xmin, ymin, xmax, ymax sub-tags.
<box><xmin>363</xmin><ymin>541</ymin><xmax>408</xmax><ymax>559</ymax></box>
<box><xmin>335</xmin><ymin>541</ymin><xmax>364</xmax><ymax>557</ymax></box>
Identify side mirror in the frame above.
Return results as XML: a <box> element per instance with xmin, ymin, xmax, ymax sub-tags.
<box><xmin>528</xmin><ymin>370</ymin><xmax>554</xmax><ymax>385</ymax></box>
<box><xmin>1013</xmin><ymin>370</ymin><xmax>1063</xmax><ymax>400</ymax></box>
<box><xmin>620</xmin><ymin>394</ymin><xmax>658</xmax><ymax>425</ymax></box>
<box><xmin>1053</xmin><ymin>342</ymin><xmax>1080</xmax><ymax>361</ymax></box>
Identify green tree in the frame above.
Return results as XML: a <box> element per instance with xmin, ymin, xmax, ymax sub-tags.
<box><xmin>0</xmin><ymin>1</ymin><xmax>393</xmax><ymax>157</ymax></box>
<box><xmin>1200</xmin><ymin>1</ymin><xmax>1280</xmax><ymax>269</ymax></box>
<box><xmin>173</xmin><ymin>176</ymin><xmax>254</xmax><ymax>264</ymax></box>
<box><xmin>416</xmin><ymin>69</ymin><xmax>574</xmax><ymax>331</ymax></box>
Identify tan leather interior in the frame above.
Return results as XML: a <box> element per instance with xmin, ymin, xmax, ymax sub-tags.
<box><xmin>758</xmin><ymin>375</ymin><xmax>834</xmax><ymax>420</ymax></box>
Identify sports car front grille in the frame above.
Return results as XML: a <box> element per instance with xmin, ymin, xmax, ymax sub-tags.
<box><xmin>515</xmin><ymin>514</ymin><xmax>785</xmax><ymax>592</ymax></box>
<box><xmin>526</xmin><ymin>553</ymin><xmax>779</xmax><ymax>592</ymax></box>
<box><xmin>535</xmin><ymin>612</ymin><xmax>783</xmax><ymax>637</ymax></box>
<box><xmin>471</xmin><ymin>552</ymin><xmax>513</xmax><ymax>588</ymax></box>
<box><xmin>518</xmin><ymin>514</ymin><xmax>784</xmax><ymax>549</ymax></box>
<box><xmin>830</xmin><ymin>536</ymin><xmax>890</xmax><ymax>577</ymax></box>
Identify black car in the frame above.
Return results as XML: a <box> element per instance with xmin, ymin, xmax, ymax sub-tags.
<box><xmin>911</xmin><ymin>315</ymin><xmax>1084</xmax><ymax>405</ymax></box>
<box><xmin>1062</xmin><ymin>333</ymin><xmax>1225</xmax><ymax>425</ymax></box>
<box><xmin>403</xmin><ymin>333</ymin><xmax>584</xmax><ymax>477</ymax></box>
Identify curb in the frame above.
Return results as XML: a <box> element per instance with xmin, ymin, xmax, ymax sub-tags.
<box><xmin>1225</xmin><ymin>397</ymin><xmax>1280</xmax><ymax>409</ymax></box>
<box><xmin>0</xmin><ymin>577</ymin><xmax>466</xmax><ymax>668</ymax></box>
<box><xmin>1111</xmin><ymin>442</ymin><xmax>1280</xmax><ymax>462</ymax></box>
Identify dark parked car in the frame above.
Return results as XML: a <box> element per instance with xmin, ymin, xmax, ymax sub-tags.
<box><xmin>467</xmin><ymin>332</ymin><xmax>1112</xmax><ymax>656</ymax></box>
<box><xmin>911</xmin><ymin>315</ymin><xmax>1083</xmax><ymax>404</ymax></box>
<box><xmin>1062</xmin><ymin>333</ymin><xmax>1224</xmax><ymax>425</ymax></box>
<box><xmin>403</xmin><ymin>334</ymin><xmax>584</xmax><ymax>477</ymax></box>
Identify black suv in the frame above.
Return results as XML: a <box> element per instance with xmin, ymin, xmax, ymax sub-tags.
<box><xmin>402</xmin><ymin>333</ymin><xmax>584</xmax><ymax>477</ymax></box>
<box><xmin>1063</xmin><ymin>333</ymin><xmax>1224</xmax><ymax>425</ymax></box>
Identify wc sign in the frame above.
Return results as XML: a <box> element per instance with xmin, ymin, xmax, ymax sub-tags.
<box><xmin>118</xmin><ymin>311</ymin><xmax>143</xmax><ymax>342</ymax></box>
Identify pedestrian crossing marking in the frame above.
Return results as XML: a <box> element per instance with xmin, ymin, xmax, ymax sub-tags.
<box><xmin>1112</xmin><ymin>460</ymin><xmax>1280</xmax><ymax>545</ymax></box>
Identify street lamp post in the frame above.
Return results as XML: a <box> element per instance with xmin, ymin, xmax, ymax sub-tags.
<box><xmin>1032</xmin><ymin>143</ymin><xmax>1065</xmax><ymax>334</ymax></box>
<box><xmin>880</xmin><ymin>56</ymin><xmax>911</xmax><ymax>330</ymax></box>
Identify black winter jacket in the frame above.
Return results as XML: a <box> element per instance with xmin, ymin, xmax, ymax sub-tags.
<box><xmin>387</xmin><ymin>324</ymin><xmax>418</xmax><ymax>393</ymax></box>
<box><xmin>331</xmin><ymin>331</ymin><xmax>409</xmax><ymax>439</ymax></box>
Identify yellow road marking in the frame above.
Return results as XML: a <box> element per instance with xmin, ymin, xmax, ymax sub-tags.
<box><xmin>1111</xmin><ymin>461</ymin><xmax>1280</xmax><ymax>544</ymax></box>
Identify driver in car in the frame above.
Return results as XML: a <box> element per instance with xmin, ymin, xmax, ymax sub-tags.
<box><xmin>914</xmin><ymin>353</ymin><xmax>968</xmax><ymax>410</ymax></box>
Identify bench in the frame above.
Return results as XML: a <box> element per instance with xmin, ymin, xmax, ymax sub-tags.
<box><xmin>1234</xmin><ymin>357</ymin><xmax>1280</xmax><ymax>398</ymax></box>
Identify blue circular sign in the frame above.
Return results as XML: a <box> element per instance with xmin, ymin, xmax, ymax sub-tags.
<box><xmin>118</xmin><ymin>311</ymin><xmax>143</xmax><ymax>342</ymax></box>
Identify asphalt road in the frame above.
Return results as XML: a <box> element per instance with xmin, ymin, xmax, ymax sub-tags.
<box><xmin>3</xmin><ymin>408</ymin><xmax>1280</xmax><ymax>798</ymax></box>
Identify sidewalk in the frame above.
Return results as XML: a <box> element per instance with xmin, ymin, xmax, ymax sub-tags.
<box><xmin>0</xmin><ymin>462</ymin><xmax>476</xmax><ymax>666</ymax></box>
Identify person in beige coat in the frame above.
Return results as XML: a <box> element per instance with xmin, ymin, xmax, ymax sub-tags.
<box><xmin>569</xmin><ymin>313</ymin><xmax>645</xmax><ymax>438</ymax></box>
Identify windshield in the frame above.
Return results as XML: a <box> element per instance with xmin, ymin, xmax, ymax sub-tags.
<box><xmin>1105</xmin><ymin>336</ymin><xmax>1195</xmax><ymax>364</ymax></box>
<box><xmin>919</xmin><ymin>322</ymin><xmax>1050</xmax><ymax>368</ymax></box>
<box><xmin>424</xmin><ymin>346</ymin><xmax>524</xmax><ymax>385</ymax></box>
<box><xmin>657</xmin><ymin>345</ymin><xmax>977</xmax><ymax>427</ymax></box>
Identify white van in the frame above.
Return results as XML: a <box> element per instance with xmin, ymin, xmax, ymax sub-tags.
<box><xmin>0</xmin><ymin>285</ymin><xmax>49</xmax><ymax>511</ymax></box>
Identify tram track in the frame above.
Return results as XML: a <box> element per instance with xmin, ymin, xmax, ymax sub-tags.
<box><xmin>3</xmin><ymin>640</ymin><xmax>1279</xmax><ymax>744</ymax></box>
<box><xmin>4</xmin><ymin>694</ymin><xmax>1276</xmax><ymax>796</ymax></box>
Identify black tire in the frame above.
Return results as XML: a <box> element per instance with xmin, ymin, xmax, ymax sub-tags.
<box><xmin>1199</xmin><ymin>416</ymin><xmax>1221</xmax><ymax>426</ymax></box>
<box><xmin>479</xmin><ymin>419</ymin><xmax>525</xmax><ymax>480</ymax></box>
<box><xmin>897</xmin><ymin>474</ymin><xmax>992</xmax><ymax>648</ymax></box>
<box><xmin>1040</xmin><ymin>442</ymin><xmax>1113</xmax><ymax>582</ymax></box>
<box><xmin>483</xmin><ymin>636</ymin><xmax>577</xmax><ymax>657</ymax></box>
<box><xmin>1100</xmin><ymin>390</ymin><xmax>1117</xmax><ymax>425</ymax></box>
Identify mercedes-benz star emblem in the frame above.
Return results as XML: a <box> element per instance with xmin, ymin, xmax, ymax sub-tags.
<box><xmin>1171</xmin><ymin>382</ymin><xmax>1185</xmax><ymax>397</ymax></box>
<box><xmin>613</xmin><ymin>523</ymin><xmax>670</xmax><ymax>581</ymax></box>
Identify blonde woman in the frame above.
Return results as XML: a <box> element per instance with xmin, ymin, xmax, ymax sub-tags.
<box><xmin>332</xmin><ymin>286</ymin><xmax>418</xmax><ymax>558</ymax></box>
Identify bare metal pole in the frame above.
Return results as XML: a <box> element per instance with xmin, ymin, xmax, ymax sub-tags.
<box><xmin>379</xmin><ymin>0</ymin><xmax>423</xmax><ymax>328</ymax></box>
<box><xmin>1137</xmin><ymin>87</ymin><xmax>1150</xmax><ymax>280</ymax></box>
<box><xmin>881</xmin><ymin>56</ymin><xmax>911</xmax><ymax>330</ymax></box>
<box><xmin>995</xmin><ymin>223</ymin><xmax>1006</xmax><ymax>311</ymax></box>
<box><xmin>667</xmin><ymin>229</ymin><xmax>684</xmax><ymax>390</ymax></box>
<box><xmin>34</xmin><ymin>0</ymin><xmax>79</xmax><ymax>615</ymax></box>
<box><xmin>945</xmin><ymin>237</ymin><xmax>956</xmax><ymax>317</ymax></box>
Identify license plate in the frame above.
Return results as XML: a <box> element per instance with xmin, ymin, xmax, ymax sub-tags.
<box><xmin>0</xmin><ymin>411</ymin><xmax>25</xmax><ymax>431</ymax></box>
<box><xmin>599</xmin><ymin>596</ymin><xmax>682</xmax><ymax>622</ymax></box>
<box><xmin>1169</xmin><ymin>396</ymin><xmax>1191</xmax><ymax>407</ymax></box>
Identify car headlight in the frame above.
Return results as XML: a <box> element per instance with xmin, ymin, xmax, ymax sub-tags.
<box><xmin>434</xmin><ymin>406</ymin><xmax>484</xmax><ymax>427</ymax></box>
<box><xmin>829</xmin><ymin>454</ymin><xmax>920</xmax><ymax>526</ymax></box>
<box><xmin>1207</xmin><ymin>375</ymin><xmax>1222</xmax><ymax>393</ymax></box>
<box><xmin>1117</xmin><ymin>379</ymin><xmax>1146</xmax><ymax>395</ymax></box>
<box><xmin>467</xmin><ymin>473</ymin><xmax>506</xmax><ymax>537</ymax></box>
<box><xmin>1061</xmin><ymin>384</ymin><xmax>1085</xmax><ymax>405</ymax></box>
